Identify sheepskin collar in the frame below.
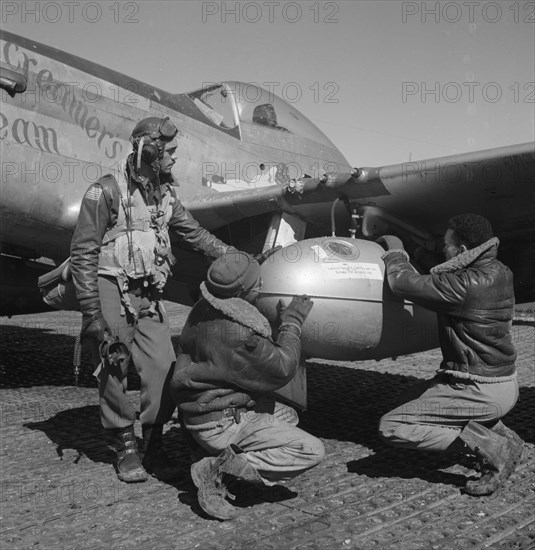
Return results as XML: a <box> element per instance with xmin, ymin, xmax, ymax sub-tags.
<box><xmin>200</xmin><ymin>282</ymin><xmax>272</xmax><ymax>338</ymax></box>
<box><xmin>431</xmin><ymin>237</ymin><xmax>499</xmax><ymax>275</ymax></box>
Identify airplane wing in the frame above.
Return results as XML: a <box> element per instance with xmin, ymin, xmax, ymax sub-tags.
<box><xmin>346</xmin><ymin>142</ymin><xmax>535</xmax><ymax>302</ymax></box>
<box><xmin>351</xmin><ymin>142</ymin><xmax>535</xmax><ymax>239</ymax></box>
<box><xmin>180</xmin><ymin>142</ymin><xmax>534</xmax><ymax>239</ymax></box>
<box><xmin>172</xmin><ymin>142</ymin><xmax>534</xmax><ymax>304</ymax></box>
<box><xmin>180</xmin><ymin>170</ymin><xmax>388</xmax><ymax>230</ymax></box>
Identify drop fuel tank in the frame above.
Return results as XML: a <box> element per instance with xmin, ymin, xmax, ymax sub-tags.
<box><xmin>256</xmin><ymin>237</ymin><xmax>438</xmax><ymax>361</ymax></box>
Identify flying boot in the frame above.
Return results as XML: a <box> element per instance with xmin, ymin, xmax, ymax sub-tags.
<box><xmin>113</xmin><ymin>425</ymin><xmax>148</xmax><ymax>483</ymax></box>
<box><xmin>142</xmin><ymin>424</ymin><xmax>183</xmax><ymax>481</ymax></box>
<box><xmin>190</xmin><ymin>445</ymin><xmax>264</xmax><ymax>520</ymax></box>
<box><xmin>458</xmin><ymin>420</ymin><xmax>523</xmax><ymax>496</ymax></box>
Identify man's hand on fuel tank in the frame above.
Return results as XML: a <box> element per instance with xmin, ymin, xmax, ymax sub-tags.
<box><xmin>279</xmin><ymin>295</ymin><xmax>314</xmax><ymax>325</ymax></box>
<box><xmin>81</xmin><ymin>312</ymin><xmax>112</xmax><ymax>343</ymax></box>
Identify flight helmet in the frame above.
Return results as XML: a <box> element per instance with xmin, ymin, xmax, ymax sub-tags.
<box><xmin>130</xmin><ymin>116</ymin><xmax>178</xmax><ymax>166</ymax></box>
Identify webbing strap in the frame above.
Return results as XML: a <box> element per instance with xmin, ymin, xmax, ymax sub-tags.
<box><xmin>100</xmin><ymin>172</ymin><xmax>172</xmax><ymax>246</ymax></box>
<box><xmin>102</xmin><ymin>219</ymin><xmax>152</xmax><ymax>245</ymax></box>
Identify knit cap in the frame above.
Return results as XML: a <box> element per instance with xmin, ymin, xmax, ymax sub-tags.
<box><xmin>206</xmin><ymin>252</ymin><xmax>261</xmax><ymax>298</ymax></box>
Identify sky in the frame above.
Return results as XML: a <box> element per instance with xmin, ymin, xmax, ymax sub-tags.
<box><xmin>2</xmin><ymin>0</ymin><xmax>534</xmax><ymax>166</ymax></box>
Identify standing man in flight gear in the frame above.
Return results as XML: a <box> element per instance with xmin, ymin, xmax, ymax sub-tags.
<box><xmin>378</xmin><ymin>213</ymin><xmax>523</xmax><ymax>496</ymax></box>
<box><xmin>170</xmin><ymin>252</ymin><xmax>325</xmax><ymax>520</ymax></box>
<box><xmin>70</xmin><ymin>116</ymin><xmax>237</xmax><ymax>483</ymax></box>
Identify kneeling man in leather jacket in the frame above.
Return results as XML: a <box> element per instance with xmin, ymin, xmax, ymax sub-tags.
<box><xmin>379</xmin><ymin>213</ymin><xmax>522</xmax><ymax>496</ymax></box>
<box><xmin>170</xmin><ymin>252</ymin><xmax>325</xmax><ymax>520</ymax></box>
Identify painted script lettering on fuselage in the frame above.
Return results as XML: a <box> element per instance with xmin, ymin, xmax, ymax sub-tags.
<box><xmin>0</xmin><ymin>111</ymin><xmax>60</xmax><ymax>155</ymax></box>
<box><xmin>1</xmin><ymin>40</ymin><xmax>123</xmax><ymax>160</ymax></box>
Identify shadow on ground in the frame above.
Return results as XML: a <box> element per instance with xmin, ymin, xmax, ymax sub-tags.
<box><xmin>3</xmin><ymin>324</ymin><xmax>534</xmax><ymax>493</ymax></box>
<box><xmin>301</xmin><ymin>362</ymin><xmax>534</xmax><ymax>447</ymax></box>
<box><xmin>0</xmin><ymin>324</ymin><xmax>185</xmax><ymax>389</ymax></box>
<box><xmin>24</xmin><ymin>407</ymin><xmax>193</xmax><ymax>474</ymax></box>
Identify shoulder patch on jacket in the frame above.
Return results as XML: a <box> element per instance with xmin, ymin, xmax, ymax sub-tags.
<box><xmin>95</xmin><ymin>174</ymin><xmax>121</xmax><ymax>210</ymax></box>
<box><xmin>84</xmin><ymin>184</ymin><xmax>102</xmax><ymax>201</ymax></box>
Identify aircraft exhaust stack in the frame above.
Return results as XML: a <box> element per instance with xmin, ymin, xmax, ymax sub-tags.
<box><xmin>256</xmin><ymin>237</ymin><xmax>438</xmax><ymax>361</ymax></box>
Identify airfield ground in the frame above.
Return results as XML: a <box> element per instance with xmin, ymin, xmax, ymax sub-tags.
<box><xmin>0</xmin><ymin>304</ymin><xmax>533</xmax><ymax>550</ymax></box>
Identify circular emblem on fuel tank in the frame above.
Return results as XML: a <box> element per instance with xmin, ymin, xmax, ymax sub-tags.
<box><xmin>324</xmin><ymin>239</ymin><xmax>360</xmax><ymax>260</ymax></box>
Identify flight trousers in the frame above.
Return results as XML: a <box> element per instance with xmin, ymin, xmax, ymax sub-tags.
<box><xmin>188</xmin><ymin>401</ymin><xmax>325</xmax><ymax>482</ymax></box>
<box><xmin>378</xmin><ymin>371</ymin><xmax>519</xmax><ymax>452</ymax></box>
<box><xmin>89</xmin><ymin>275</ymin><xmax>176</xmax><ymax>430</ymax></box>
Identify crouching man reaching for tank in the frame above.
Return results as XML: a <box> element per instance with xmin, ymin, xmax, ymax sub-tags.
<box><xmin>170</xmin><ymin>252</ymin><xmax>325</xmax><ymax>520</ymax></box>
<box><xmin>378</xmin><ymin>214</ymin><xmax>523</xmax><ymax>496</ymax></box>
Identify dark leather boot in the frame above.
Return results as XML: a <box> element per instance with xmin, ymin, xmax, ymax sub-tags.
<box><xmin>142</xmin><ymin>424</ymin><xmax>182</xmax><ymax>481</ymax></box>
<box><xmin>458</xmin><ymin>420</ymin><xmax>522</xmax><ymax>496</ymax></box>
<box><xmin>113</xmin><ymin>426</ymin><xmax>148</xmax><ymax>483</ymax></box>
<box><xmin>190</xmin><ymin>445</ymin><xmax>263</xmax><ymax>520</ymax></box>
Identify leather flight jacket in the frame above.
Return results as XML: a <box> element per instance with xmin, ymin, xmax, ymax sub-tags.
<box><xmin>170</xmin><ymin>293</ymin><xmax>304</xmax><ymax>428</ymax></box>
<box><xmin>383</xmin><ymin>238</ymin><xmax>516</xmax><ymax>379</ymax></box>
<box><xmin>70</xmin><ymin>158</ymin><xmax>234</xmax><ymax>315</ymax></box>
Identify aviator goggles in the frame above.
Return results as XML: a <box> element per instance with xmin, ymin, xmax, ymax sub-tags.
<box><xmin>149</xmin><ymin>116</ymin><xmax>178</xmax><ymax>141</ymax></box>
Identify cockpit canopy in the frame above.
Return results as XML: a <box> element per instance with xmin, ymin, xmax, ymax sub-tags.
<box><xmin>186</xmin><ymin>81</ymin><xmax>337</xmax><ymax>147</ymax></box>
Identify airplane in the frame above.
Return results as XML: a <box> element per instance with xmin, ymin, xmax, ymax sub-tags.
<box><xmin>1</xmin><ymin>30</ymin><xmax>534</xmax><ymax>384</ymax></box>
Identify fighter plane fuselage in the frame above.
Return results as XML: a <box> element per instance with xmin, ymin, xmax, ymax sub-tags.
<box><xmin>0</xmin><ymin>30</ymin><xmax>351</xmax><ymax>264</ymax></box>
